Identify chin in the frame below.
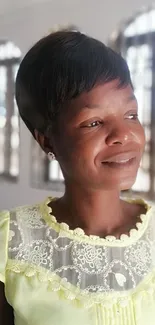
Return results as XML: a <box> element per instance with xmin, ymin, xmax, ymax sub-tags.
<box><xmin>119</xmin><ymin>177</ymin><xmax>137</xmax><ymax>191</ymax></box>
<box><xmin>103</xmin><ymin>175</ymin><xmax>137</xmax><ymax>192</ymax></box>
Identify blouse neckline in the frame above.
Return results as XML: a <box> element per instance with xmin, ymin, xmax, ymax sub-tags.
<box><xmin>40</xmin><ymin>196</ymin><xmax>153</xmax><ymax>247</ymax></box>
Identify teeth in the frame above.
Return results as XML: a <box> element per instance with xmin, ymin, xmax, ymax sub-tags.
<box><xmin>115</xmin><ymin>159</ymin><xmax>130</xmax><ymax>163</ymax></box>
<box><xmin>108</xmin><ymin>159</ymin><xmax>130</xmax><ymax>164</ymax></box>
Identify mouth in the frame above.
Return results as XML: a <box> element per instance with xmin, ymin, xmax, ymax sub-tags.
<box><xmin>101</xmin><ymin>152</ymin><xmax>138</xmax><ymax>169</ymax></box>
<box><xmin>102</xmin><ymin>157</ymin><xmax>136</xmax><ymax>168</ymax></box>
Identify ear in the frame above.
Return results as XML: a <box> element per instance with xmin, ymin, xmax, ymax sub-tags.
<box><xmin>34</xmin><ymin>129</ymin><xmax>53</xmax><ymax>154</ymax></box>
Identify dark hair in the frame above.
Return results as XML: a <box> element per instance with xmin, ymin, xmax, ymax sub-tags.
<box><xmin>15</xmin><ymin>30</ymin><xmax>132</xmax><ymax>137</ymax></box>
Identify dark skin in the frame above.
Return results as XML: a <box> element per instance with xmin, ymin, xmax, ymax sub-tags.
<box><xmin>0</xmin><ymin>80</ymin><xmax>146</xmax><ymax>322</ymax></box>
<box><xmin>37</xmin><ymin>80</ymin><xmax>146</xmax><ymax>237</ymax></box>
<box><xmin>0</xmin><ymin>282</ymin><xmax>14</xmax><ymax>324</ymax></box>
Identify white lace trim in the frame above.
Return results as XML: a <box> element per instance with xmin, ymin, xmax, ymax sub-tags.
<box><xmin>6</xmin><ymin>259</ymin><xmax>155</xmax><ymax>308</ymax></box>
<box><xmin>40</xmin><ymin>197</ymin><xmax>151</xmax><ymax>247</ymax></box>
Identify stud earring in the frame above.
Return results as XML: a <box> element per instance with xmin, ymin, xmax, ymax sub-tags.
<box><xmin>48</xmin><ymin>152</ymin><xmax>55</xmax><ymax>161</ymax></box>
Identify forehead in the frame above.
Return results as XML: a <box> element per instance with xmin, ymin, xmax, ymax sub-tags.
<box><xmin>67</xmin><ymin>80</ymin><xmax>136</xmax><ymax>111</ymax></box>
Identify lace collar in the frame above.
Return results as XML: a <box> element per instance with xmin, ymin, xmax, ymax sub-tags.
<box><xmin>40</xmin><ymin>197</ymin><xmax>153</xmax><ymax>247</ymax></box>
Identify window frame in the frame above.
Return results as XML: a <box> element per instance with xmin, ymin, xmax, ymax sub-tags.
<box><xmin>0</xmin><ymin>51</ymin><xmax>20</xmax><ymax>181</ymax></box>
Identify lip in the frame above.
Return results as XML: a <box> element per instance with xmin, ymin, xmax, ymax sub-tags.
<box><xmin>102</xmin><ymin>157</ymin><xmax>136</xmax><ymax>169</ymax></box>
<box><xmin>102</xmin><ymin>151</ymin><xmax>138</xmax><ymax>163</ymax></box>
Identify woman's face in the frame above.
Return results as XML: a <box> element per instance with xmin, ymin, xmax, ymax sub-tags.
<box><xmin>52</xmin><ymin>80</ymin><xmax>145</xmax><ymax>191</ymax></box>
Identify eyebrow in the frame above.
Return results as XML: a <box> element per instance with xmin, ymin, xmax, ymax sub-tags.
<box><xmin>85</xmin><ymin>104</ymin><xmax>101</xmax><ymax>109</ymax></box>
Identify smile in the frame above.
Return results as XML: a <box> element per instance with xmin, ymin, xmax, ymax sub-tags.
<box><xmin>106</xmin><ymin>158</ymin><xmax>132</xmax><ymax>164</ymax></box>
<box><xmin>102</xmin><ymin>157</ymin><xmax>136</xmax><ymax>168</ymax></box>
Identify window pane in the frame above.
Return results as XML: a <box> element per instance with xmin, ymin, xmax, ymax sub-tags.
<box><xmin>126</xmin><ymin>44</ymin><xmax>152</xmax><ymax>193</ymax></box>
<box><xmin>0</xmin><ymin>66</ymin><xmax>7</xmax><ymax>114</ymax></box>
<box><xmin>49</xmin><ymin>160</ymin><xmax>64</xmax><ymax>181</ymax></box>
<box><xmin>10</xmin><ymin>151</ymin><xmax>19</xmax><ymax>176</ymax></box>
<box><xmin>13</xmin><ymin>64</ymin><xmax>19</xmax><ymax>79</ymax></box>
<box><xmin>11</xmin><ymin>131</ymin><xmax>19</xmax><ymax>149</ymax></box>
<box><xmin>58</xmin><ymin>168</ymin><xmax>64</xmax><ymax>180</ymax></box>
<box><xmin>0</xmin><ymin>45</ymin><xmax>20</xmax><ymax>179</ymax></box>
<box><xmin>141</xmin><ymin>152</ymin><xmax>150</xmax><ymax>170</ymax></box>
<box><xmin>8</xmin><ymin>64</ymin><xmax>20</xmax><ymax>177</ymax></box>
<box><xmin>124</xmin><ymin>9</ymin><xmax>155</xmax><ymax>37</ymax></box>
<box><xmin>0</xmin><ymin>42</ymin><xmax>21</xmax><ymax>60</ymax></box>
<box><xmin>0</xmin><ymin>131</ymin><xmax>4</xmax><ymax>173</ymax></box>
<box><xmin>133</xmin><ymin>169</ymin><xmax>150</xmax><ymax>192</ymax></box>
<box><xmin>0</xmin><ymin>66</ymin><xmax>7</xmax><ymax>174</ymax></box>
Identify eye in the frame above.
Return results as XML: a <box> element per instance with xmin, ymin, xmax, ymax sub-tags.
<box><xmin>128</xmin><ymin>113</ymin><xmax>139</xmax><ymax>120</ymax></box>
<box><xmin>82</xmin><ymin>120</ymin><xmax>103</xmax><ymax>128</ymax></box>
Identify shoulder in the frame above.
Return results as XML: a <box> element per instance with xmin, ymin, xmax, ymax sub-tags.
<box><xmin>7</xmin><ymin>200</ymin><xmax>49</xmax><ymax>260</ymax></box>
<box><xmin>1</xmin><ymin>200</ymin><xmax>47</xmax><ymax>248</ymax></box>
<box><xmin>7</xmin><ymin>200</ymin><xmax>45</xmax><ymax>225</ymax></box>
<box><xmin>0</xmin><ymin>210</ymin><xmax>10</xmax><ymax>229</ymax></box>
<box><xmin>0</xmin><ymin>211</ymin><xmax>10</xmax><ymax>283</ymax></box>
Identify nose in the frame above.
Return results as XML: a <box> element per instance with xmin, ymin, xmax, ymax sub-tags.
<box><xmin>105</xmin><ymin>123</ymin><xmax>132</xmax><ymax>146</ymax></box>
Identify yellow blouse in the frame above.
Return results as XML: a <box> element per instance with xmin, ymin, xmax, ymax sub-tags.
<box><xmin>0</xmin><ymin>197</ymin><xmax>155</xmax><ymax>325</ymax></box>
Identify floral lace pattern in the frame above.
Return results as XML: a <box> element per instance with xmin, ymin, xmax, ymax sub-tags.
<box><xmin>124</xmin><ymin>240</ymin><xmax>151</xmax><ymax>276</ymax></box>
<box><xmin>15</xmin><ymin>240</ymin><xmax>53</xmax><ymax>270</ymax></box>
<box><xmin>7</xmin><ymin>198</ymin><xmax>155</xmax><ymax>301</ymax></box>
<box><xmin>17</xmin><ymin>206</ymin><xmax>47</xmax><ymax>229</ymax></box>
<box><xmin>72</xmin><ymin>243</ymin><xmax>108</xmax><ymax>274</ymax></box>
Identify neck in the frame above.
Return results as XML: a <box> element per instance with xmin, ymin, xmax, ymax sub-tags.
<box><xmin>60</xmin><ymin>183</ymin><xmax>127</xmax><ymax>237</ymax></box>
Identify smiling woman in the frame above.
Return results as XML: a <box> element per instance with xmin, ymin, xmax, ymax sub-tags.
<box><xmin>0</xmin><ymin>29</ymin><xmax>155</xmax><ymax>325</ymax></box>
<box><xmin>48</xmin><ymin>81</ymin><xmax>144</xmax><ymax>194</ymax></box>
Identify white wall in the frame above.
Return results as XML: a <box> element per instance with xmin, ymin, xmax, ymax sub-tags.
<box><xmin>0</xmin><ymin>0</ymin><xmax>153</xmax><ymax>209</ymax></box>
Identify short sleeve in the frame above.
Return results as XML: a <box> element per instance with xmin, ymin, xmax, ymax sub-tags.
<box><xmin>0</xmin><ymin>210</ymin><xmax>10</xmax><ymax>283</ymax></box>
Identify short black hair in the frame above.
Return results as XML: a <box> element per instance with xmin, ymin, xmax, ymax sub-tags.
<box><xmin>15</xmin><ymin>30</ymin><xmax>132</xmax><ymax>137</ymax></box>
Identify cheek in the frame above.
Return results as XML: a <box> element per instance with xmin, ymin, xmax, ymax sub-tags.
<box><xmin>60</xmin><ymin>136</ymin><xmax>98</xmax><ymax>171</ymax></box>
<box><xmin>71</xmin><ymin>136</ymin><xmax>101</xmax><ymax>162</ymax></box>
<box><xmin>55</xmin><ymin>137</ymin><xmax>82</xmax><ymax>167</ymax></box>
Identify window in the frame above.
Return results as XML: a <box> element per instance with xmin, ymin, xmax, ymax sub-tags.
<box><xmin>31</xmin><ymin>141</ymin><xmax>64</xmax><ymax>191</ymax></box>
<box><xmin>31</xmin><ymin>150</ymin><xmax>64</xmax><ymax>192</ymax></box>
<box><xmin>0</xmin><ymin>41</ymin><xmax>21</xmax><ymax>180</ymax></box>
<box><xmin>110</xmin><ymin>7</ymin><xmax>155</xmax><ymax>199</ymax></box>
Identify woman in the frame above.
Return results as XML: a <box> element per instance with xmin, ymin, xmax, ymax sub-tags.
<box><xmin>0</xmin><ymin>29</ymin><xmax>154</xmax><ymax>325</ymax></box>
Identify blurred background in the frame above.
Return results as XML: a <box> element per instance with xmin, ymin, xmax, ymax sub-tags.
<box><xmin>0</xmin><ymin>0</ymin><xmax>154</xmax><ymax>209</ymax></box>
